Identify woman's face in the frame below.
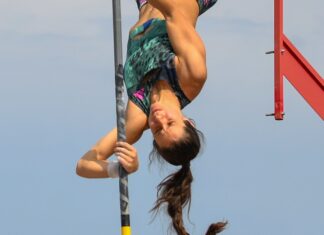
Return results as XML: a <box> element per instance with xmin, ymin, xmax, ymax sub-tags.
<box><xmin>148</xmin><ymin>102</ymin><xmax>186</xmax><ymax>148</ymax></box>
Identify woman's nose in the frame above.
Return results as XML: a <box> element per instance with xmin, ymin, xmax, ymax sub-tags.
<box><xmin>153</xmin><ymin>110</ymin><xmax>165</xmax><ymax>119</ymax></box>
<box><xmin>155</xmin><ymin>113</ymin><xmax>168</xmax><ymax>124</ymax></box>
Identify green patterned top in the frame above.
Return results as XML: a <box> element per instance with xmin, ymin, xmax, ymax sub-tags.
<box><xmin>123</xmin><ymin>19</ymin><xmax>190</xmax><ymax>115</ymax></box>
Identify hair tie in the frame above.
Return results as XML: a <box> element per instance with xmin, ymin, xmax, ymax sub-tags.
<box><xmin>183</xmin><ymin>162</ymin><xmax>191</xmax><ymax>170</ymax></box>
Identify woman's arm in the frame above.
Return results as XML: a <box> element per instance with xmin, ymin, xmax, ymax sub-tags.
<box><xmin>149</xmin><ymin>0</ymin><xmax>207</xmax><ymax>100</ymax></box>
<box><xmin>76</xmin><ymin>100</ymin><xmax>148</xmax><ymax>178</ymax></box>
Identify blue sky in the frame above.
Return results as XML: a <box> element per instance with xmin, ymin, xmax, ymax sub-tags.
<box><xmin>0</xmin><ymin>0</ymin><xmax>323</xmax><ymax>234</ymax></box>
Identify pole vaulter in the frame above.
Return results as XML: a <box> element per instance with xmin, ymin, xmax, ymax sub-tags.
<box><xmin>74</xmin><ymin>0</ymin><xmax>227</xmax><ymax>234</ymax></box>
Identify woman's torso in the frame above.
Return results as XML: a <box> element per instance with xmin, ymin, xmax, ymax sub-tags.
<box><xmin>124</xmin><ymin>16</ymin><xmax>190</xmax><ymax>116</ymax></box>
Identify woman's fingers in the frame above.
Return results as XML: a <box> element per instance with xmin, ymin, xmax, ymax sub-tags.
<box><xmin>118</xmin><ymin>154</ymin><xmax>138</xmax><ymax>173</ymax></box>
<box><xmin>116</xmin><ymin>141</ymin><xmax>136</xmax><ymax>152</ymax></box>
<box><xmin>115</xmin><ymin>146</ymin><xmax>135</xmax><ymax>158</ymax></box>
<box><xmin>114</xmin><ymin>141</ymin><xmax>139</xmax><ymax>174</ymax></box>
<box><xmin>116</xmin><ymin>152</ymin><xmax>133</xmax><ymax>163</ymax></box>
<box><xmin>115</xmin><ymin>142</ymin><xmax>137</xmax><ymax>159</ymax></box>
<box><xmin>117</xmin><ymin>156</ymin><xmax>132</xmax><ymax>172</ymax></box>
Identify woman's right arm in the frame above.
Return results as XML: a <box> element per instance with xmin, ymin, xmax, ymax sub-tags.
<box><xmin>76</xmin><ymin>100</ymin><xmax>148</xmax><ymax>178</ymax></box>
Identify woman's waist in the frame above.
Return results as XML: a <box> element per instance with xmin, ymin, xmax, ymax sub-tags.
<box><xmin>124</xmin><ymin>51</ymin><xmax>175</xmax><ymax>90</ymax></box>
<box><xmin>131</xmin><ymin>3</ymin><xmax>164</xmax><ymax>29</ymax></box>
<box><xmin>130</xmin><ymin>16</ymin><xmax>164</xmax><ymax>34</ymax></box>
<box><xmin>128</xmin><ymin>18</ymin><xmax>168</xmax><ymax>42</ymax></box>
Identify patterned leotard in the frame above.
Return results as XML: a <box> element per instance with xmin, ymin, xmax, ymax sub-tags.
<box><xmin>124</xmin><ymin>19</ymin><xmax>190</xmax><ymax>116</ymax></box>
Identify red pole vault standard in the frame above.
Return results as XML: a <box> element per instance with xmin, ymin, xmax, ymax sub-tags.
<box><xmin>273</xmin><ymin>0</ymin><xmax>324</xmax><ymax>120</ymax></box>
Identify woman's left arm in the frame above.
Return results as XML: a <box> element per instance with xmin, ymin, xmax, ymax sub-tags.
<box><xmin>76</xmin><ymin>101</ymin><xmax>148</xmax><ymax>178</ymax></box>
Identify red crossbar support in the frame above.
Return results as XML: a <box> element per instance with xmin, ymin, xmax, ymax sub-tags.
<box><xmin>274</xmin><ymin>0</ymin><xmax>324</xmax><ymax>120</ymax></box>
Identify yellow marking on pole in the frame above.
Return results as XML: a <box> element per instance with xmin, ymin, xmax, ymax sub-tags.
<box><xmin>121</xmin><ymin>226</ymin><xmax>131</xmax><ymax>235</ymax></box>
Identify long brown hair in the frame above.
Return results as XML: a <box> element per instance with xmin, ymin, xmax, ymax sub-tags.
<box><xmin>150</xmin><ymin>120</ymin><xmax>227</xmax><ymax>235</ymax></box>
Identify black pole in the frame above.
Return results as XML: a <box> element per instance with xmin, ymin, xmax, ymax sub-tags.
<box><xmin>112</xmin><ymin>1</ymin><xmax>131</xmax><ymax>234</ymax></box>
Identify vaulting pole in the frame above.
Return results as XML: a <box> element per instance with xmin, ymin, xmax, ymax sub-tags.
<box><xmin>112</xmin><ymin>1</ymin><xmax>131</xmax><ymax>235</ymax></box>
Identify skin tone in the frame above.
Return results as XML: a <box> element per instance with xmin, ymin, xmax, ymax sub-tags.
<box><xmin>76</xmin><ymin>0</ymin><xmax>207</xmax><ymax>178</ymax></box>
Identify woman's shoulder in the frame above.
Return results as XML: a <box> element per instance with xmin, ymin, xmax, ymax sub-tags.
<box><xmin>174</xmin><ymin>56</ymin><xmax>207</xmax><ymax>101</ymax></box>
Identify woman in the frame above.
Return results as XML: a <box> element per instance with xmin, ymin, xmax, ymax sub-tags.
<box><xmin>76</xmin><ymin>0</ymin><xmax>226</xmax><ymax>234</ymax></box>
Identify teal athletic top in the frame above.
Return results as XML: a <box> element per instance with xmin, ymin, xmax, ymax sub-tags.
<box><xmin>124</xmin><ymin>19</ymin><xmax>190</xmax><ymax>116</ymax></box>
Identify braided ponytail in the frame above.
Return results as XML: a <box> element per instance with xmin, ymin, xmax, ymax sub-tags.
<box><xmin>150</xmin><ymin>120</ymin><xmax>227</xmax><ymax>235</ymax></box>
<box><xmin>151</xmin><ymin>165</ymin><xmax>193</xmax><ymax>235</ymax></box>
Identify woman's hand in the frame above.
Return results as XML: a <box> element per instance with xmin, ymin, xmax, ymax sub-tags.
<box><xmin>114</xmin><ymin>142</ymin><xmax>139</xmax><ymax>174</ymax></box>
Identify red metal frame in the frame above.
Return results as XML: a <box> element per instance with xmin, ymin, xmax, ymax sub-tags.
<box><xmin>274</xmin><ymin>0</ymin><xmax>324</xmax><ymax>120</ymax></box>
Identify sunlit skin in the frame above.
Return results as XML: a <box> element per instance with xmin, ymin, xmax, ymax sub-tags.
<box><xmin>76</xmin><ymin>0</ymin><xmax>207</xmax><ymax>178</ymax></box>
